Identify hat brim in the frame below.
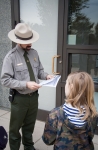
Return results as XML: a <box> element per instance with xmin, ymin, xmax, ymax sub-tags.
<box><xmin>8</xmin><ymin>29</ymin><xmax>39</xmax><ymax>44</ymax></box>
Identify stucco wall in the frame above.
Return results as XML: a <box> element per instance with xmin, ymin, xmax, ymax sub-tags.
<box><xmin>0</xmin><ymin>0</ymin><xmax>12</xmax><ymax>108</ymax></box>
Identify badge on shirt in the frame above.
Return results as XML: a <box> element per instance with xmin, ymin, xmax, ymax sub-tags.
<box><xmin>34</xmin><ymin>58</ymin><xmax>37</xmax><ymax>62</ymax></box>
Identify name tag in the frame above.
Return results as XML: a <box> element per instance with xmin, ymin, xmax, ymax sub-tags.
<box><xmin>17</xmin><ymin>63</ymin><xmax>23</xmax><ymax>66</ymax></box>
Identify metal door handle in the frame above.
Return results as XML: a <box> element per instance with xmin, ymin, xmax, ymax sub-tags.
<box><xmin>52</xmin><ymin>55</ymin><xmax>60</xmax><ymax>74</ymax></box>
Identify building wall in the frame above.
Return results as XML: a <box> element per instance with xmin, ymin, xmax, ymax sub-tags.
<box><xmin>0</xmin><ymin>0</ymin><xmax>12</xmax><ymax>108</ymax></box>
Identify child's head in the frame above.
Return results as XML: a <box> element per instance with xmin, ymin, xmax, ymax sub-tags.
<box><xmin>65</xmin><ymin>72</ymin><xmax>97</xmax><ymax>119</ymax></box>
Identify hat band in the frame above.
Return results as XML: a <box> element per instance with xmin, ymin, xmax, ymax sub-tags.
<box><xmin>15</xmin><ymin>33</ymin><xmax>33</xmax><ymax>40</ymax></box>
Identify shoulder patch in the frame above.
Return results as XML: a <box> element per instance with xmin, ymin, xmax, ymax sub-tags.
<box><xmin>5</xmin><ymin>47</ymin><xmax>17</xmax><ymax>58</ymax></box>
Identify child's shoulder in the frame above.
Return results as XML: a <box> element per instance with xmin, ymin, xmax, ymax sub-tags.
<box><xmin>50</xmin><ymin>105</ymin><xmax>63</xmax><ymax>114</ymax></box>
<box><xmin>49</xmin><ymin>106</ymin><xmax>64</xmax><ymax>120</ymax></box>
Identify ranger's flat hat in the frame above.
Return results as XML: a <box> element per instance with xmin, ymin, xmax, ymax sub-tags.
<box><xmin>8</xmin><ymin>23</ymin><xmax>39</xmax><ymax>44</ymax></box>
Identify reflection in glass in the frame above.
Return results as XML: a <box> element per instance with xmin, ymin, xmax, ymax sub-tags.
<box><xmin>19</xmin><ymin>0</ymin><xmax>58</xmax><ymax>111</ymax></box>
<box><xmin>71</xmin><ymin>54</ymin><xmax>98</xmax><ymax>112</ymax></box>
<box><xmin>94</xmin><ymin>92</ymin><xmax>98</xmax><ymax>112</ymax></box>
<box><xmin>68</xmin><ymin>0</ymin><xmax>98</xmax><ymax>45</ymax></box>
<box><xmin>71</xmin><ymin>54</ymin><xmax>98</xmax><ymax>83</ymax></box>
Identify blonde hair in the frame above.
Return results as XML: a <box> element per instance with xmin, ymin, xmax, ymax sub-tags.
<box><xmin>66</xmin><ymin>72</ymin><xmax>97</xmax><ymax>120</ymax></box>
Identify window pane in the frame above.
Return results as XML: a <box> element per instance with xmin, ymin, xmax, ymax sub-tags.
<box><xmin>71</xmin><ymin>54</ymin><xmax>98</xmax><ymax>112</ymax></box>
<box><xmin>71</xmin><ymin>54</ymin><xmax>98</xmax><ymax>83</ymax></box>
<box><xmin>68</xmin><ymin>0</ymin><xmax>98</xmax><ymax>45</ymax></box>
<box><xmin>94</xmin><ymin>92</ymin><xmax>98</xmax><ymax>112</ymax></box>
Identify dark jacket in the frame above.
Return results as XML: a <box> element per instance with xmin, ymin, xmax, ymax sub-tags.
<box><xmin>42</xmin><ymin>106</ymin><xmax>98</xmax><ymax>150</ymax></box>
<box><xmin>0</xmin><ymin>126</ymin><xmax>8</xmax><ymax>150</ymax></box>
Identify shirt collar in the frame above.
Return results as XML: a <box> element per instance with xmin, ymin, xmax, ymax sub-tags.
<box><xmin>16</xmin><ymin>44</ymin><xmax>31</xmax><ymax>56</ymax></box>
<box><xmin>16</xmin><ymin>44</ymin><xmax>25</xmax><ymax>56</ymax></box>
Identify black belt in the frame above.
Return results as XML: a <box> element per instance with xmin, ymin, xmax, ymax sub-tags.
<box><xmin>15</xmin><ymin>90</ymin><xmax>38</xmax><ymax>96</ymax></box>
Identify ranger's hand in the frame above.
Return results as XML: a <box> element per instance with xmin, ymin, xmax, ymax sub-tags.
<box><xmin>26</xmin><ymin>81</ymin><xmax>41</xmax><ymax>90</ymax></box>
<box><xmin>46</xmin><ymin>75</ymin><xmax>54</xmax><ymax>80</ymax></box>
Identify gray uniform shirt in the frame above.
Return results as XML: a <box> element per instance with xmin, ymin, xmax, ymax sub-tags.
<box><xmin>1</xmin><ymin>45</ymin><xmax>48</xmax><ymax>94</ymax></box>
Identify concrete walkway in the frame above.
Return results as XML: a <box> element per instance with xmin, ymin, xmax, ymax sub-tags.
<box><xmin>0</xmin><ymin>109</ymin><xmax>98</xmax><ymax>150</ymax></box>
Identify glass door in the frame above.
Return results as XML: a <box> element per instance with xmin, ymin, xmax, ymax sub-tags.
<box><xmin>19</xmin><ymin>0</ymin><xmax>59</xmax><ymax>114</ymax></box>
<box><xmin>60</xmin><ymin>0</ymin><xmax>98</xmax><ymax>134</ymax></box>
<box><xmin>66</xmin><ymin>0</ymin><xmax>98</xmax><ymax>111</ymax></box>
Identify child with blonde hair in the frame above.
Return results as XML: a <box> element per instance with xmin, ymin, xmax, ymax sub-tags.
<box><xmin>42</xmin><ymin>72</ymin><xmax>98</xmax><ymax>150</ymax></box>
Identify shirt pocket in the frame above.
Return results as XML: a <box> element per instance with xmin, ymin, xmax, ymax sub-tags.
<box><xmin>33</xmin><ymin>62</ymin><xmax>39</xmax><ymax>76</ymax></box>
<box><xmin>15</xmin><ymin>65</ymin><xmax>29</xmax><ymax>81</ymax></box>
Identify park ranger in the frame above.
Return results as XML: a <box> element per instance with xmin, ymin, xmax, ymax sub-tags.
<box><xmin>1</xmin><ymin>23</ymin><xmax>53</xmax><ymax>150</ymax></box>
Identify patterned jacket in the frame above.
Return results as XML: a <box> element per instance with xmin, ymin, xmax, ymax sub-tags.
<box><xmin>42</xmin><ymin>106</ymin><xmax>98</xmax><ymax>150</ymax></box>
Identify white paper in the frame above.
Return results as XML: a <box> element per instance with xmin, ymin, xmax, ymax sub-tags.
<box><xmin>39</xmin><ymin>75</ymin><xmax>61</xmax><ymax>87</ymax></box>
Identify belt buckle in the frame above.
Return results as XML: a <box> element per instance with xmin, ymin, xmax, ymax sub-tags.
<box><xmin>28</xmin><ymin>93</ymin><xmax>32</xmax><ymax>96</ymax></box>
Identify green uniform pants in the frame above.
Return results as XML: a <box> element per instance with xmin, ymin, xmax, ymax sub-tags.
<box><xmin>9</xmin><ymin>91</ymin><xmax>38</xmax><ymax>150</ymax></box>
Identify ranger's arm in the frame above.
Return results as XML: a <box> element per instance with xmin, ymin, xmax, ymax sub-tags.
<box><xmin>1</xmin><ymin>55</ymin><xmax>26</xmax><ymax>90</ymax></box>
